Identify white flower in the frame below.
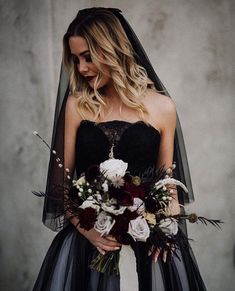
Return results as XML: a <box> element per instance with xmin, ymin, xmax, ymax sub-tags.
<box><xmin>102</xmin><ymin>181</ymin><xmax>109</xmax><ymax>192</ymax></box>
<box><xmin>94</xmin><ymin>211</ymin><xmax>115</xmax><ymax>236</ymax></box>
<box><xmin>100</xmin><ymin>159</ymin><xmax>128</xmax><ymax>180</ymax></box>
<box><xmin>101</xmin><ymin>198</ymin><xmax>126</xmax><ymax>215</ymax></box>
<box><xmin>93</xmin><ymin>193</ymin><xmax>102</xmax><ymax>202</ymax></box>
<box><xmin>158</xmin><ymin>218</ymin><xmax>178</xmax><ymax>236</ymax></box>
<box><xmin>128</xmin><ymin>198</ymin><xmax>145</xmax><ymax>215</ymax></box>
<box><xmin>155</xmin><ymin>178</ymin><xmax>188</xmax><ymax>193</ymax></box>
<box><xmin>75</xmin><ymin>176</ymin><xmax>86</xmax><ymax>187</ymax></box>
<box><xmin>80</xmin><ymin>196</ymin><xmax>100</xmax><ymax>212</ymax></box>
<box><xmin>111</xmin><ymin>175</ymin><xmax>125</xmax><ymax>188</ymax></box>
<box><xmin>128</xmin><ymin>216</ymin><xmax>150</xmax><ymax>242</ymax></box>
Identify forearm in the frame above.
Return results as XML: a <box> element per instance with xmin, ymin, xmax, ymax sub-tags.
<box><xmin>167</xmin><ymin>185</ymin><xmax>181</xmax><ymax>215</ymax></box>
<box><xmin>65</xmin><ymin>210</ymin><xmax>88</xmax><ymax>235</ymax></box>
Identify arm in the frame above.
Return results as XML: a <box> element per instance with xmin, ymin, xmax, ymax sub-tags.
<box><xmin>64</xmin><ymin>96</ymin><xmax>121</xmax><ymax>254</ymax></box>
<box><xmin>64</xmin><ymin>95</ymin><xmax>81</xmax><ymax>223</ymax></box>
<box><xmin>156</xmin><ymin>97</ymin><xmax>180</xmax><ymax>216</ymax></box>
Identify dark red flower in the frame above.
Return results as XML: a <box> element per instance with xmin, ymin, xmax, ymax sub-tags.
<box><xmin>109</xmin><ymin>185</ymin><xmax>134</xmax><ymax>206</ymax></box>
<box><xmin>123</xmin><ymin>173</ymin><xmax>132</xmax><ymax>183</ymax></box>
<box><xmin>78</xmin><ymin>207</ymin><xmax>97</xmax><ymax>231</ymax></box>
<box><xmin>124</xmin><ymin>182</ymin><xmax>145</xmax><ymax>200</ymax></box>
<box><xmin>109</xmin><ymin>209</ymin><xmax>139</xmax><ymax>241</ymax></box>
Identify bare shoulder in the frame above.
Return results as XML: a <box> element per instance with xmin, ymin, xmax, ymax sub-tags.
<box><xmin>144</xmin><ymin>89</ymin><xmax>176</xmax><ymax>113</ymax></box>
<box><xmin>143</xmin><ymin>89</ymin><xmax>176</xmax><ymax>131</ymax></box>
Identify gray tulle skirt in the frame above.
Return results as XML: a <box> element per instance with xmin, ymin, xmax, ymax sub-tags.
<box><xmin>32</xmin><ymin>223</ymin><xmax>207</xmax><ymax>291</ymax></box>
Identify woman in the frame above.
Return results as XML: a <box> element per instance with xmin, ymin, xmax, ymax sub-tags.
<box><xmin>33</xmin><ymin>7</ymin><xmax>207</xmax><ymax>291</ymax></box>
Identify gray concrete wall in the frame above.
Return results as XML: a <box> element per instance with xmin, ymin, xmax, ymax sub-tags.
<box><xmin>0</xmin><ymin>0</ymin><xmax>234</xmax><ymax>290</ymax></box>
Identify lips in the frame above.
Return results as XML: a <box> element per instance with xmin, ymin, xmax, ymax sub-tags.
<box><xmin>85</xmin><ymin>76</ymin><xmax>95</xmax><ymax>82</ymax></box>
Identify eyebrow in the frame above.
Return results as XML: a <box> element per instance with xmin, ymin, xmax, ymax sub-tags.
<box><xmin>71</xmin><ymin>50</ymin><xmax>90</xmax><ymax>57</ymax></box>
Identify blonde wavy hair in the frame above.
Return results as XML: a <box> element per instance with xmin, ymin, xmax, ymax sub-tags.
<box><xmin>63</xmin><ymin>9</ymin><xmax>159</xmax><ymax>121</ymax></box>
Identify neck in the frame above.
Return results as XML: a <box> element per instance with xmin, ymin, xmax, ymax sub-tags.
<box><xmin>101</xmin><ymin>81</ymin><xmax>122</xmax><ymax>108</ymax></box>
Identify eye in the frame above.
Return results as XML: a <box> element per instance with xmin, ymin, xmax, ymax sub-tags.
<box><xmin>85</xmin><ymin>55</ymin><xmax>92</xmax><ymax>62</ymax></box>
<box><xmin>71</xmin><ymin>55</ymin><xmax>79</xmax><ymax>64</ymax></box>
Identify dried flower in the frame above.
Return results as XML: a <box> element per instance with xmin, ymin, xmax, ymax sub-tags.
<box><xmin>132</xmin><ymin>176</ymin><xmax>141</xmax><ymax>186</ymax></box>
<box><xmin>144</xmin><ymin>212</ymin><xmax>156</xmax><ymax>226</ymax></box>
<box><xmin>188</xmin><ymin>213</ymin><xmax>198</xmax><ymax>223</ymax></box>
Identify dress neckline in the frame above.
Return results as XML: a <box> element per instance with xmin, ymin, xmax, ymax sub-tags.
<box><xmin>80</xmin><ymin>119</ymin><xmax>161</xmax><ymax>136</ymax></box>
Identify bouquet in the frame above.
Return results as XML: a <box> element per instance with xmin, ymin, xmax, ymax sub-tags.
<box><xmin>32</xmin><ymin>131</ymin><xmax>223</xmax><ymax>275</ymax></box>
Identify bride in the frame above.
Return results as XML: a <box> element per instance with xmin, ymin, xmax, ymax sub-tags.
<box><xmin>32</xmin><ymin>7</ymin><xmax>207</xmax><ymax>291</ymax></box>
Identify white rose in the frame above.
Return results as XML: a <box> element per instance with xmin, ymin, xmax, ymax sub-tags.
<box><xmin>158</xmin><ymin>218</ymin><xmax>178</xmax><ymax>236</ymax></box>
<box><xmin>128</xmin><ymin>198</ymin><xmax>145</xmax><ymax>215</ymax></box>
<box><xmin>100</xmin><ymin>159</ymin><xmax>128</xmax><ymax>180</ymax></box>
<box><xmin>101</xmin><ymin>198</ymin><xmax>126</xmax><ymax>215</ymax></box>
<box><xmin>128</xmin><ymin>216</ymin><xmax>150</xmax><ymax>242</ymax></box>
<box><xmin>94</xmin><ymin>211</ymin><xmax>115</xmax><ymax>236</ymax></box>
<box><xmin>80</xmin><ymin>196</ymin><xmax>100</xmax><ymax>212</ymax></box>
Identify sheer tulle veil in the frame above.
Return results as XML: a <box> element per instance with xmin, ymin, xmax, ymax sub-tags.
<box><xmin>42</xmin><ymin>7</ymin><xmax>194</xmax><ymax>232</ymax></box>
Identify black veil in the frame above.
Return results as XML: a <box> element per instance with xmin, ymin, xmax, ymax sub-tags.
<box><xmin>43</xmin><ymin>7</ymin><xmax>194</xmax><ymax>232</ymax></box>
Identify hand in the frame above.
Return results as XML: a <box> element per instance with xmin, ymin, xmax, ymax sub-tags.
<box><xmin>149</xmin><ymin>244</ymin><xmax>175</xmax><ymax>263</ymax></box>
<box><xmin>78</xmin><ymin>227</ymin><xmax>122</xmax><ymax>255</ymax></box>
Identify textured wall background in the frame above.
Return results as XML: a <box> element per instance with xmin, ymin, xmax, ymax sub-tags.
<box><xmin>0</xmin><ymin>0</ymin><xmax>234</xmax><ymax>290</ymax></box>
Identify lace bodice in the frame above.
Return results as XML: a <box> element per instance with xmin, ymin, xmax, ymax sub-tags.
<box><xmin>75</xmin><ymin>120</ymin><xmax>161</xmax><ymax>176</ymax></box>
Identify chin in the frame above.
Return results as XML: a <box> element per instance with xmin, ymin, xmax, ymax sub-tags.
<box><xmin>89</xmin><ymin>79</ymin><xmax>112</xmax><ymax>91</ymax></box>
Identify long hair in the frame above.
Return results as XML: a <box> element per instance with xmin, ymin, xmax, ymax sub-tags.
<box><xmin>63</xmin><ymin>9</ymin><xmax>160</xmax><ymax>121</ymax></box>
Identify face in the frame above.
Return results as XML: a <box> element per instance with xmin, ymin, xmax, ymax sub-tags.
<box><xmin>69</xmin><ymin>36</ymin><xmax>112</xmax><ymax>89</ymax></box>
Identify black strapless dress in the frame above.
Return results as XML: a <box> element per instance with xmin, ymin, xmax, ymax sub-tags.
<box><xmin>32</xmin><ymin>120</ymin><xmax>207</xmax><ymax>291</ymax></box>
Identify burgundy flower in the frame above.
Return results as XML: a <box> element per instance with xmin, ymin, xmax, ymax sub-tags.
<box><xmin>123</xmin><ymin>173</ymin><xmax>132</xmax><ymax>183</ymax></box>
<box><xmin>109</xmin><ymin>209</ymin><xmax>139</xmax><ymax>241</ymax></box>
<box><xmin>109</xmin><ymin>185</ymin><xmax>133</xmax><ymax>206</ymax></box>
<box><xmin>85</xmin><ymin>165</ymin><xmax>101</xmax><ymax>183</ymax></box>
<box><xmin>124</xmin><ymin>183</ymin><xmax>145</xmax><ymax>200</ymax></box>
<box><xmin>78</xmin><ymin>207</ymin><xmax>97</xmax><ymax>231</ymax></box>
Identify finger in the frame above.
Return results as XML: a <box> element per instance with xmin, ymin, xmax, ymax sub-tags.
<box><xmin>105</xmin><ymin>235</ymin><xmax>120</xmax><ymax>243</ymax></box>
<box><xmin>100</xmin><ymin>238</ymin><xmax>122</xmax><ymax>248</ymax></box>
<box><xmin>154</xmin><ymin>248</ymin><xmax>161</xmax><ymax>263</ymax></box>
<box><xmin>96</xmin><ymin>246</ymin><xmax>106</xmax><ymax>255</ymax></box>
<box><xmin>163</xmin><ymin>250</ymin><xmax>168</xmax><ymax>263</ymax></box>
<box><xmin>170</xmin><ymin>246</ymin><xmax>175</xmax><ymax>257</ymax></box>
<box><xmin>97</xmin><ymin>241</ymin><xmax>121</xmax><ymax>252</ymax></box>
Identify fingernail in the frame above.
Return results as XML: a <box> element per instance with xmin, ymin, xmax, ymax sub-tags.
<box><xmin>114</xmin><ymin>247</ymin><xmax>120</xmax><ymax>250</ymax></box>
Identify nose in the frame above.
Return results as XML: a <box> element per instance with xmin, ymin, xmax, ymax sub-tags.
<box><xmin>78</xmin><ymin>60</ymin><xmax>88</xmax><ymax>74</ymax></box>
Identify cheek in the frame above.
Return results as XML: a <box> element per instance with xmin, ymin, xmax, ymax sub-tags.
<box><xmin>90</xmin><ymin>63</ymin><xmax>98</xmax><ymax>73</ymax></box>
